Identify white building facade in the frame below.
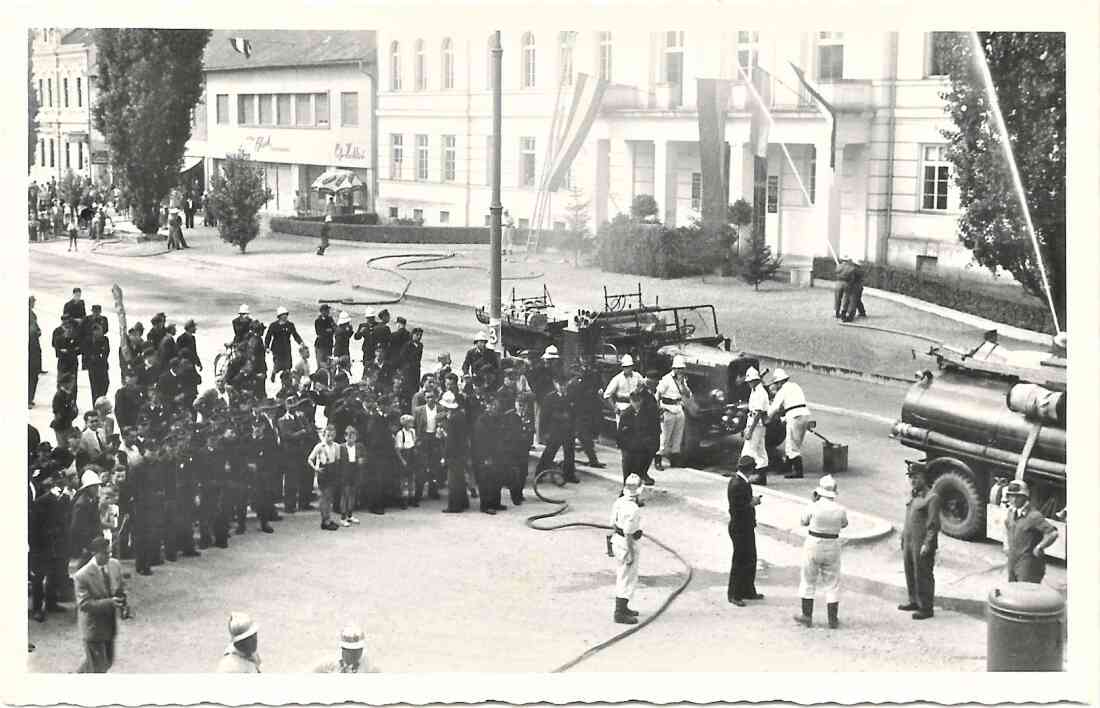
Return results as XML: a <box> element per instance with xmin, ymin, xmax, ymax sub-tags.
<box><xmin>377</xmin><ymin>28</ymin><xmax>969</xmax><ymax>271</ymax></box>
<box><xmin>29</xmin><ymin>28</ymin><xmax>109</xmax><ymax>186</ymax></box>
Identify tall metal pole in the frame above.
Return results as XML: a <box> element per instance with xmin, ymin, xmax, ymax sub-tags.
<box><xmin>489</xmin><ymin>31</ymin><xmax>503</xmax><ymax>352</ymax></box>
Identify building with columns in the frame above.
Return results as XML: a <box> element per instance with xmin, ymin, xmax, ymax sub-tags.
<box><xmin>376</xmin><ymin>28</ymin><xmax>969</xmax><ymax>272</ymax></box>
<box><xmin>29</xmin><ymin>28</ymin><xmax>108</xmax><ymax>187</ymax></box>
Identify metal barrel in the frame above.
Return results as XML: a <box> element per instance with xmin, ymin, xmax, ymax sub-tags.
<box><xmin>987</xmin><ymin>582</ymin><xmax>1065</xmax><ymax>671</ymax></box>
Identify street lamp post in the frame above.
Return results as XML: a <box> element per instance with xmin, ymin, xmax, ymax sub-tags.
<box><xmin>489</xmin><ymin>31</ymin><xmax>504</xmax><ymax>352</ymax></box>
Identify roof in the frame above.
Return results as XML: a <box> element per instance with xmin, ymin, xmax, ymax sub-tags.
<box><xmin>61</xmin><ymin>28</ymin><xmax>94</xmax><ymax>46</ymax></box>
<box><xmin>204</xmin><ymin>30</ymin><xmax>375</xmax><ymax>72</ymax></box>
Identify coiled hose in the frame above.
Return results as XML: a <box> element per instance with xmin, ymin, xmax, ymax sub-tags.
<box><xmin>526</xmin><ymin>467</ymin><xmax>694</xmax><ymax>673</ymax></box>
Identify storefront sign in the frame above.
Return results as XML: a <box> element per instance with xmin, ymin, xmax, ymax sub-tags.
<box><xmin>334</xmin><ymin>142</ymin><xmax>368</xmax><ymax>162</ymax></box>
<box><xmin>91</xmin><ymin>150</ymin><xmax>110</xmax><ymax>165</ymax></box>
<box><xmin>242</xmin><ymin>135</ymin><xmax>290</xmax><ymax>154</ymax></box>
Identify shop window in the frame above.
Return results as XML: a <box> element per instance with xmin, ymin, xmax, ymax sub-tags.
<box><xmin>314</xmin><ymin>93</ymin><xmax>330</xmax><ymax>127</ymax></box>
<box><xmin>295</xmin><ymin>93</ymin><xmax>311</xmax><ymax>126</ymax></box>
<box><xmin>389</xmin><ymin>206</ymin><xmax>399</xmax><ymax>219</ymax></box>
<box><xmin>216</xmin><ymin>94</ymin><xmax>229</xmax><ymax>124</ymax></box>
<box><xmin>276</xmin><ymin>94</ymin><xmax>292</xmax><ymax>126</ymax></box>
<box><xmin>238</xmin><ymin>94</ymin><xmax>256</xmax><ymax>125</ymax></box>
<box><xmin>258</xmin><ymin>95</ymin><xmax>274</xmax><ymax>125</ymax></box>
<box><xmin>440</xmin><ymin>210</ymin><xmax>450</xmax><ymax>224</ymax></box>
<box><xmin>340</xmin><ymin>92</ymin><xmax>359</xmax><ymax>127</ymax></box>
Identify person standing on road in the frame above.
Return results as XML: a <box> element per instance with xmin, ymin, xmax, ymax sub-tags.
<box><xmin>793</xmin><ymin>475</ymin><xmax>848</xmax><ymax>629</ymax></box>
<box><xmin>610</xmin><ymin>473</ymin><xmax>644</xmax><ymax>625</ymax></box>
<box><xmin>603</xmin><ymin>354</ymin><xmax>645</xmax><ymax>424</ymax></box>
<box><xmin>73</xmin><ymin>537</ymin><xmax>125</xmax><ymax>673</ymax></box>
<box><xmin>439</xmin><ymin>391</ymin><xmax>470</xmax><ymax>514</ymax></box>
<box><xmin>1002</xmin><ymin>480</ymin><xmax>1059</xmax><ymax>583</ymax></box>
<box><xmin>309</xmin><ymin>424</ymin><xmax>342</xmax><ymax>531</ymax></box>
<box><xmin>232</xmin><ymin>305</ymin><xmax>252</xmax><ymax>345</ymax></box>
<box><xmin>265</xmin><ymin>307</ymin><xmax>304</xmax><ymax>383</ymax></box>
<box><xmin>899</xmin><ymin>459</ymin><xmax>939</xmax><ymax>620</ymax></box>
<box><xmin>314</xmin><ymin>304</ymin><xmax>336</xmax><ymax>366</ymax></box>
<box><xmin>472</xmin><ymin>397</ymin><xmax>507</xmax><ymax>514</ymax></box>
<box><xmin>617</xmin><ymin>390</ymin><xmax>655</xmax><ymax>485</ymax></box>
<box><xmin>217</xmin><ymin>612</ymin><xmax>262</xmax><ymax>673</ymax></box>
<box><xmin>766</xmin><ymin>369</ymin><xmax>813</xmax><ymax>480</ymax></box>
<box><xmin>654</xmin><ymin>355</ymin><xmax>691</xmax><ymax>471</ymax></box>
<box><xmin>536</xmin><ymin>377</ymin><xmax>580</xmax><ymax>484</ymax></box>
<box><xmin>84</xmin><ymin>325</ymin><xmax>111</xmax><ymax>402</ymax></box>
<box><xmin>727</xmin><ymin>455</ymin><xmax>764</xmax><ymax>607</ymax></box>
<box><xmin>741</xmin><ymin>367</ymin><xmax>771</xmax><ymax>485</ymax></box>
<box><xmin>176</xmin><ymin>319</ymin><xmax>202</xmax><ymax>373</ymax></box>
<box><xmin>311</xmin><ymin>625</ymin><xmax>380</xmax><ymax>673</ymax></box>
<box><xmin>30</xmin><ymin>296</ymin><xmax>44</xmax><ymax>408</ymax></box>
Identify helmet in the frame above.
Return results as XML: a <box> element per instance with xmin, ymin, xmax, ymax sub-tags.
<box><xmin>439</xmin><ymin>391</ymin><xmax>460</xmax><ymax>409</ymax></box>
<box><xmin>363</xmin><ymin>307</ymin><xmax>377</xmax><ymax>318</ymax></box>
<box><xmin>339</xmin><ymin>625</ymin><xmax>366</xmax><ymax>650</ymax></box>
<box><xmin>474</xmin><ymin>330</ymin><xmax>489</xmax><ymax>342</ymax></box>
<box><xmin>276</xmin><ymin>306</ymin><xmax>289</xmax><ymax>317</ymax></box>
<box><xmin>227</xmin><ymin>612</ymin><xmax>258</xmax><ymax>643</ymax></box>
<box><xmin>1005</xmin><ymin>480</ymin><xmax>1030</xmax><ymax>498</ymax></box>
<box><xmin>623</xmin><ymin>473</ymin><xmax>642</xmax><ymax>496</ymax></box>
<box><xmin>672</xmin><ymin>355</ymin><xmax>686</xmax><ymax>370</ymax></box>
<box><xmin>744</xmin><ymin>367</ymin><xmax>761</xmax><ymax>383</ymax></box>
<box><xmin>79</xmin><ymin>469</ymin><xmax>102</xmax><ymax>492</ymax></box>
<box><xmin>771</xmin><ymin>368</ymin><xmax>789</xmax><ymax>384</ymax></box>
<box><xmin>620</xmin><ymin>354</ymin><xmax>635</xmax><ymax>367</ymax></box>
<box><xmin>815</xmin><ymin>475</ymin><xmax>838</xmax><ymax>499</ymax></box>
<box><xmin>238</xmin><ymin>304</ymin><xmax>250</xmax><ymax>315</ymax></box>
<box><xmin>542</xmin><ymin>345</ymin><xmax>560</xmax><ymax>360</ymax></box>
<box><xmin>337</xmin><ymin>311</ymin><xmax>351</xmax><ymax>325</ymax></box>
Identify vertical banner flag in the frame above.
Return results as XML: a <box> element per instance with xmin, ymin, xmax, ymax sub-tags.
<box><xmin>789</xmin><ymin>63</ymin><xmax>837</xmax><ymax>168</ymax></box>
<box><xmin>748</xmin><ymin>64</ymin><xmax>772</xmax><ymax>158</ymax></box>
<box><xmin>229</xmin><ymin>37</ymin><xmax>253</xmax><ymax>58</ymax></box>
<box><xmin>695</xmin><ymin>78</ymin><xmax>731</xmax><ymax>233</ymax></box>
<box><xmin>790</xmin><ymin>62</ymin><xmax>841</xmax><ymax>262</ymax></box>
<box><xmin>546</xmin><ymin>73</ymin><xmax>609</xmax><ymax>192</ymax></box>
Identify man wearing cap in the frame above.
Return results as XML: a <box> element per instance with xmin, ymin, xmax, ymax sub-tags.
<box><xmin>70</xmin><ymin>467</ymin><xmax>105</xmax><ymax>564</ymax></box>
<box><xmin>83</xmin><ymin>324</ymin><xmax>112</xmax><ymax>403</ymax></box>
<box><xmin>265</xmin><ymin>307</ymin><xmax>304</xmax><ymax>383</ymax></box>
<box><xmin>354</xmin><ymin>308</ymin><xmax>379</xmax><ymax>365</ymax></box>
<box><xmin>462</xmin><ymin>331</ymin><xmax>501</xmax><ymax>381</ymax></box>
<box><xmin>73</xmin><ymin>536</ymin><xmax>125</xmax><ymax>673</ymax></box>
<box><xmin>1002</xmin><ymin>480</ymin><xmax>1059</xmax><ymax>583</ymax></box>
<box><xmin>610</xmin><ymin>473</ymin><xmax>644</xmax><ymax>624</ymax></box>
<box><xmin>30</xmin><ymin>467</ymin><xmax>73</xmax><ymax>620</ymax></box>
<box><xmin>603</xmin><ymin>354</ymin><xmax>645</xmax><ymax>423</ymax></box>
<box><xmin>766</xmin><ymin>369</ymin><xmax>813</xmax><ymax>479</ymax></box>
<box><xmin>741</xmin><ymin>367</ymin><xmax>771</xmax><ymax>484</ymax></box>
<box><xmin>654</xmin><ymin>356</ymin><xmax>692</xmax><ymax>470</ymax></box>
<box><xmin>334</xmin><ymin>311</ymin><xmax>354</xmax><ymax>362</ymax></box>
<box><xmin>314</xmin><ymin>304</ymin><xmax>336</xmax><ymax>366</ymax></box>
<box><xmin>899</xmin><ymin>460</ymin><xmax>940</xmax><ymax>620</ymax></box>
<box><xmin>176</xmin><ymin>320</ymin><xmax>202</xmax><ymax>372</ymax></box>
<box><xmin>217</xmin><ymin>612</ymin><xmax>262</xmax><ymax>673</ymax></box>
<box><xmin>727</xmin><ymin>456</ymin><xmax>764</xmax><ymax>606</ymax></box>
<box><xmin>81</xmin><ymin>303</ymin><xmax>109</xmax><ymax>346</ymax></box>
<box><xmin>232</xmin><ymin>305</ymin><xmax>252</xmax><ymax>345</ymax></box>
<box><xmin>51</xmin><ymin>374</ymin><xmax>79</xmax><ymax>446</ymax></box>
<box><xmin>311</xmin><ymin>625</ymin><xmax>380</xmax><ymax>673</ymax></box>
<box><xmin>52</xmin><ymin>316</ymin><xmax>82</xmax><ymax>396</ymax></box>
<box><xmin>794</xmin><ymin>475</ymin><xmax>848</xmax><ymax>628</ymax></box>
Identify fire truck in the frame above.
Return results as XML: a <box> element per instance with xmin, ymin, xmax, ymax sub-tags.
<box><xmin>891</xmin><ymin>332</ymin><xmax>1067</xmax><ymax>559</ymax></box>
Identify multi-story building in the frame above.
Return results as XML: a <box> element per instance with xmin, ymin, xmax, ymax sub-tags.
<box><xmin>29</xmin><ymin>28</ymin><xmax>108</xmax><ymax>187</ymax></box>
<box><xmin>376</xmin><ymin>29</ymin><xmax>968</xmax><ymax>271</ymax></box>
<box><xmin>188</xmin><ymin>30</ymin><xmax>376</xmax><ymax>215</ymax></box>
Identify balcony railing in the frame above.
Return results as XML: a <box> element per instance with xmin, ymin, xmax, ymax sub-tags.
<box><xmin>600</xmin><ymin>78</ymin><xmax>871</xmax><ymax>114</ymax></box>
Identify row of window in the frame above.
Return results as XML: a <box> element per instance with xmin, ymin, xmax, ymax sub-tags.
<box><xmin>388</xmin><ymin>133</ymin><xmax>542</xmax><ymax>189</ymax></box>
<box><xmin>36</xmin><ymin>138</ymin><xmax>86</xmax><ymax>171</ymax></box>
<box><xmin>35</xmin><ymin>76</ymin><xmax>83</xmax><ymax>109</ymax></box>
<box><xmin>384</xmin><ymin>206</ymin><xmax>566</xmax><ymax>231</ymax></box>
<box><xmin>213</xmin><ymin>91</ymin><xmax>359</xmax><ymax>128</ymax></box>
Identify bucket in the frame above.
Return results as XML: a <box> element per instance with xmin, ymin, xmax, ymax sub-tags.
<box><xmin>821</xmin><ymin>442</ymin><xmax>848</xmax><ymax>475</ymax></box>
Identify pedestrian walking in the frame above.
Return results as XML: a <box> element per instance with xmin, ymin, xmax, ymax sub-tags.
<box><xmin>899</xmin><ymin>459</ymin><xmax>939</xmax><ymax>620</ymax></box>
<box><xmin>1002</xmin><ymin>480</ymin><xmax>1059</xmax><ymax>583</ymax></box>
<box><xmin>340</xmin><ymin>426</ymin><xmax>365</xmax><ymax>525</ymax></box>
<box><xmin>654</xmin><ymin>355</ymin><xmax>691</xmax><ymax>471</ymax></box>
<box><xmin>536</xmin><ymin>377</ymin><xmax>580</xmax><ymax>484</ymax></box>
<box><xmin>67</xmin><ymin>215</ymin><xmax>79</xmax><ymax>252</ymax></box>
<box><xmin>216</xmin><ymin>612</ymin><xmax>261</xmax><ymax>673</ymax></box>
<box><xmin>740</xmin><ymin>367</ymin><xmax>770</xmax><ymax>484</ymax></box>
<box><xmin>264</xmin><ymin>306</ymin><xmax>304</xmax><ymax>382</ymax></box>
<box><xmin>610</xmin><ymin>473</ymin><xmax>644</xmax><ymax>625</ymax></box>
<box><xmin>73</xmin><ymin>537</ymin><xmax>125</xmax><ymax>673</ymax></box>
<box><xmin>766</xmin><ymin>369</ymin><xmax>813</xmax><ymax>479</ymax></box>
<box><xmin>727</xmin><ymin>455</ymin><xmax>764</xmax><ymax>607</ymax></box>
<box><xmin>310</xmin><ymin>625</ymin><xmax>380</xmax><ymax>673</ymax></box>
<box><xmin>176</xmin><ymin>319</ymin><xmax>202</xmax><ymax>372</ymax></box>
<box><xmin>793</xmin><ymin>475</ymin><xmax>848</xmax><ymax>628</ymax></box>
<box><xmin>309</xmin><ymin>424</ymin><xmax>342</xmax><ymax>531</ymax></box>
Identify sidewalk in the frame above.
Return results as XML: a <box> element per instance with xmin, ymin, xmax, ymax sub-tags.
<box><xmin>72</xmin><ymin>224</ymin><xmax>1051</xmax><ymax>382</ymax></box>
<box><xmin>546</xmin><ymin>441</ymin><xmax>1067</xmax><ymax>619</ymax></box>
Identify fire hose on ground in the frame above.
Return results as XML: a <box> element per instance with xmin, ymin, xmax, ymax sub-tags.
<box><xmin>526</xmin><ymin>467</ymin><xmax>694</xmax><ymax>673</ymax></box>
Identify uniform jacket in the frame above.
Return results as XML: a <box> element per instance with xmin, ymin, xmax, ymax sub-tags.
<box><xmin>727</xmin><ymin>473</ymin><xmax>757</xmax><ymax>533</ymax></box>
<box><xmin>442</xmin><ymin>408</ymin><xmax>468</xmax><ymax>464</ymax></box>
<box><xmin>176</xmin><ymin>332</ymin><xmax>201</xmax><ymax>369</ymax></box>
<box><xmin>314</xmin><ymin>315</ymin><xmax>336</xmax><ymax>349</ymax></box>
<box><xmin>461</xmin><ymin>346</ymin><xmax>500</xmax><ymax>378</ymax></box>
<box><xmin>31</xmin><ymin>490</ymin><xmax>71</xmax><ymax>559</ymax></box>
<box><xmin>216</xmin><ymin>646</ymin><xmax>261</xmax><ymax>673</ymax></box>
<box><xmin>231</xmin><ymin>316</ymin><xmax>251</xmax><ymax>344</ymax></box>
<box><xmin>616</xmin><ymin>406</ymin><xmax>653</xmax><ymax>453</ymax></box>
<box><xmin>147</xmin><ymin>324</ymin><xmax>167</xmax><ymax>350</ymax></box>
<box><xmin>81</xmin><ymin>314</ymin><xmax>109</xmax><ymax>344</ymax></box>
<box><xmin>387</xmin><ymin>328</ymin><xmax>411</xmax><ymax>367</ymax></box>
<box><xmin>73</xmin><ymin>557</ymin><xmax>124</xmax><ymax>641</ymax></box>
<box><xmin>498</xmin><ymin>409</ymin><xmax>530</xmax><ymax>462</ymax></box>
<box><xmin>82</xmin><ymin>336</ymin><xmax>110</xmax><ymax>371</ymax></box>
<box><xmin>471</xmin><ymin>411</ymin><xmax>502</xmax><ymax>465</ymax></box>
<box><xmin>157</xmin><ymin>332</ymin><xmax>178</xmax><ymax>365</ymax></box>
<box><xmin>902</xmin><ymin>489</ymin><xmax>941</xmax><ymax>552</ymax></box>
<box><xmin>63</xmin><ymin>299</ymin><xmax>87</xmax><ymax>323</ymax></box>
<box><xmin>52</xmin><ymin>326</ymin><xmax>81</xmax><ymax>367</ymax></box>
<box><xmin>51</xmin><ymin>389</ymin><xmax>78</xmax><ymax>431</ymax></box>
<box><xmin>264</xmin><ymin>320</ymin><xmax>303</xmax><ymax>357</ymax></box>
<box><xmin>114</xmin><ymin>386</ymin><xmax>145</xmax><ymax>429</ymax></box>
<box><xmin>333</xmin><ymin>323</ymin><xmax>354</xmax><ymax>358</ymax></box>
<box><xmin>538</xmin><ymin>389</ymin><xmax>572</xmax><ymax>434</ymax></box>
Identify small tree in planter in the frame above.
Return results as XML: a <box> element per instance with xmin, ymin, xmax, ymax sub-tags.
<box><xmin>207</xmin><ymin>150</ymin><xmax>273</xmax><ymax>253</ymax></box>
<box><xmin>630</xmin><ymin>194</ymin><xmax>659</xmax><ymax>222</ymax></box>
<box><xmin>737</xmin><ymin>230</ymin><xmax>783</xmax><ymax>290</ymax></box>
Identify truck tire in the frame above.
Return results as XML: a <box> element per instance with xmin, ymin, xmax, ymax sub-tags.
<box><xmin>930</xmin><ymin>467</ymin><xmax>986</xmax><ymax>540</ymax></box>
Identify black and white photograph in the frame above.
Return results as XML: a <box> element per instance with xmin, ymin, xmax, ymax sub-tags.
<box><xmin>5</xmin><ymin>1</ymin><xmax>1099</xmax><ymax>704</ymax></box>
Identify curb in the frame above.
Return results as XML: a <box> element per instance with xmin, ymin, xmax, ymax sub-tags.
<box><xmin>182</xmin><ymin>255</ymin><xmax>343</xmax><ymax>287</ymax></box>
<box><xmin>744</xmin><ymin>351</ymin><xmax>913</xmax><ymax>386</ymax></box>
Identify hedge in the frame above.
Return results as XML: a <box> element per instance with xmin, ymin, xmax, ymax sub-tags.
<box><xmin>596</xmin><ymin>215</ymin><xmax>724</xmax><ymax>279</ymax></box>
<box><xmin>292</xmin><ymin>213</ymin><xmax>380</xmax><ymax>225</ymax></box>
<box><xmin>812</xmin><ymin>257</ymin><xmax>1055</xmax><ymax>334</ymax></box>
<box><xmin>270</xmin><ymin>217</ymin><xmax>490</xmax><ymax>244</ymax></box>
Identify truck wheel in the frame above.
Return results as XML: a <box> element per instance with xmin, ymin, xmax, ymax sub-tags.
<box><xmin>931</xmin><ymin>468</ymin><xmax>986</xmax><ymax>540</ymax></box>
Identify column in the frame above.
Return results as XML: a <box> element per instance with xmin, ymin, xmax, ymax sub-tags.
<box><xmin>654</xmin><ymin>139</ymin><xmax>669</xmax><ymax>223</ymax></box>
<box><xmin>728</xmin><ymin>138</ymin><xmax>745</xmax><ymax>203</ymax></box>
<box><xmin>815</xmin><ymin>138</ymin><xmax>840</xmax><ymax>260</ymax></box>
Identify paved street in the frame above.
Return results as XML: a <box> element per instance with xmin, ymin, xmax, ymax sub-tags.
<box><xmin>26</xmin><ymin>229</ymin><xmax>1027</xmax><ymax>672</ymax></box>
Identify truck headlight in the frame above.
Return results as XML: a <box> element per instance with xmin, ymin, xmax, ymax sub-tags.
<box><xmin>710</xmin><ymin>388</ymin><xmax>726</xmax><ymax>404</ymax></box>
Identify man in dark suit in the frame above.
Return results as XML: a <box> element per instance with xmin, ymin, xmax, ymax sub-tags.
<box><xmin>616</xmin><ymin>390</ymin><xmax>653</xmax><ymax>483</ymax></box>
<box><xmin>727</xmin><ymin>455</ymin><xmax>764</xmax><ymax>606</ymax></box>
<box><xmin>314</xmin><ymin>304</ymin><xmax>336</xmax><ymax>366</ymax></box>
<box><xmin>29</xmin><ymin>467</ymin><xmax>72</xmax><ymax>621</ymax></box>
<box><xmin>52</xmin><ymin>316</ymin><xmax>82</xmax><ymax>397</ymax></box>
<box><xmin>461</xmin><ymin>331</ymin><xmax>500</xmax><ymax>381</ymax></box>
<box><xmin>63</xmin><ymin>287</ymin><xmax>87</xmax><ymax>324</ymax></box>
<box><xmin>232</xmin><ymin>305</ymin><xmax>252</xmax><ymax>345</ymax></box>
<box><xmin>176</xmin><ymin>319</ymin><xmax>202</xmax><ymax>372</ymax></box>
<box><xmin>472</xmin><ymin>395</ymin><xmax>507</xmax><ymax>514</ymax></box>
<box><xmin>265</xmin><ymin>307</ymin><xmax>304</xmax><ymax>382</ymax></box>
<box><xmin>537</xmin><ymin>378</ymin><xmax>579</xmax><ymax>483</ymax></box>
<box><xmin>899</xmin><ymin>460</ymin><xmax>940</xmax><ymax>620</ymax></box>
<box><xmin>73</xmin><ymin>537</ymin><xmax>125</xmax><ymax>673</ymax></box>
<box><xmin>83</xmin><ymin>325</ymin><xmax>111</xmax><ymax>402</ymax></box>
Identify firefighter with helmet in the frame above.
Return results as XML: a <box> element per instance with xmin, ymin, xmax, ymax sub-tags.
<box><xmin>654</xmin><ymin>355</ymin><xmax>691</xmax><ymax>470</ymax></box>
<box><xmin>610</xmin><ymin>473</ymin><xmax>644</xmax><ymax>625</ymax></box>
<box><xmin>741</xmin><ymin>367</ymin><xmax>770</xmax><ymax>484</ymax></box>
<box><xmin>766</xmin><ymin>368</ymin><xmax>813</xmax><ymax>479</ymax></box>
<box><xmin>603</xmin><ymin>354</ymin><xmax>645</xmax><ymax>423</ymax></box>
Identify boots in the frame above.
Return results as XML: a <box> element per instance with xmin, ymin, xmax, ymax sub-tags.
<box><xmin>793</xmin><ymin>598</ymin><xmax>813</xmax><ymax>627</ymax></box>
<box><xmin>614</xmin><ymin>597</ymin><xmax>639</xmax><ymax>625</ymax></box>
<box><xmin>654</xmin><ymin>455</ymin><xmax>665</xmax><ymax>471</ymax></box>
<box><xmin>784</xmin><ymin>457</ymin><xmax>804</xmax><ymax>479</ymax></box>
<box><xmin>827</xmin><ymin>602</ymin><xmax>839</xmax><ymax>629</ymax></box>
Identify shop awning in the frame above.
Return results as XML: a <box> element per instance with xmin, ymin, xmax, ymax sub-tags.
<box><xmin>311</xmin><ymin>168</ymin><xmax>366</xmax><ymax>193</ymax></box>
<box><xmin>180</xmin><ymin>155</ymin><xmax>204</xmax><ymax>173</ymax></box>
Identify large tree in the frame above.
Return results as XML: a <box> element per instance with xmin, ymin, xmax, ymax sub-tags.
<box><xmin>937</xmin><ymin>32</ymin><xmax>1066</xmax><ymax>329</ymax></box>
<box><xmin>27</xmin><ymin>30</ymin><xmax>38</xmax><ymax>172</ymax></box>
<box><xmin>207</xmin><ymin>150</ymin><xmax>273</xmax><ymax>253</ymax></box>
<box><xmin>91</xmin><ymin>29</ymin><xmax>210</xmax><ymax>234</ymax></box>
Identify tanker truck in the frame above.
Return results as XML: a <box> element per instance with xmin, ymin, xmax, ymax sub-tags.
<box><xmin>891</xmin><ymin>332</ymin><xmax>1067</xmax><ymax>560</ymax></box>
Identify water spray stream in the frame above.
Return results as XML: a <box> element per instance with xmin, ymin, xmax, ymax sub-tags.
<box><xmin>968</xmin><ymin>31</ymin><xmax>1062</xmax><ymax>333</ymax></box>
<box><xmin>736</xmin><ymin>62</ymin><xmax>840</xmax><ymax>265</ymax></box>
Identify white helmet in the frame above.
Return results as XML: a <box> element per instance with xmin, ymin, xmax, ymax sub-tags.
<box><xmin>337</xmin><ymin>311</ymin><xmax>351</xmax><ymax>325</ymax></box>
<box><xmin>363</xmin><ymin>307</ymin><xmax>376</xmax><ymax>318</ymax></box>
<box><xmin>79</xmin><ymin>469</ymin><xmax>102</xmax><ymax>492</ymax></box>
<box><xmin>672</xmin><ymin>355</ymin><xmax>687</xmax><ymax>370</ymax></box>
<box><xmin>238</xmin><ymin>304</ymin><xmax>250</xmax><ymax>315</ymax></box>
<box><xmin>620</xmin><ymin>354</ymin><xmax>635</xmax><ymax>368</ymax></box>
<box><xmin>815</xmin><ymin>475</ymin><xmax>838</xmax><ymax>499</ymax></box>
<box><xmin>771</xmin><ymin>368</ymin><xmax>789</xmax><ymax>384</ymax></box>
<box><xmin>276</xmin><ymin>306</ymin><xmax>289</xmax><ymax>317</ymax></box>
<box><xmin>623</xmin><ymin>473</ymin><xmax>642</xmax><ymax>496</ymax></box>
<box><xmin>474</xmin><ymin>330</ymin><xmax>489</xmax><ymax>342</ymax></box>
<box><xmin>542</xmin><ymin>345</ymin><xmax>560</xmax><ymax>360</ymax></box>
<box><xmin>744</xmin><ymin>366</ymin><xmax>761</xmax><ymax>383</ymax></box>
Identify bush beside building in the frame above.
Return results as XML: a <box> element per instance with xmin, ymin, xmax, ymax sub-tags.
<box><xmin>270</xmin><ymin>217</ymin><xmax>489</xmax><ymax>244</ymax></box>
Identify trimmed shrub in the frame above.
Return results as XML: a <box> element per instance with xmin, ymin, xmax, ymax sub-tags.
<box><xmin>270</xmin><ymin>217</ymin><xmax>489</xmax><ymax>244</ymax></box>
<box><xmin>597</xmin><ymin>216</ymin><xmax>722</xmax><ymax>279</ymax></box>
<box><xmin>812</xmin><ymin>258</ymin><xmax>1054</xmax><ymax>333</ymax></box>
<box><xmin>292</xmin><ymin>213</ymin><xmax>380</xmax><ymax>225</ymax></box>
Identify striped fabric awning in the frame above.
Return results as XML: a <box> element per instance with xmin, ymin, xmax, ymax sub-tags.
<box><xmin>311</xmin><ymin>168</ymin><xmax>366</xmax><ymax>193</ymax></box>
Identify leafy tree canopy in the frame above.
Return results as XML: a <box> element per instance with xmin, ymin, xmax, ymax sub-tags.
<box><xmin>937</xmin><ymin>31</ymin><xmax>1065</xmax><ymax>328</ymax></box>
<box><xmin>207</xmin><ymin>150</ymin><xmax>273</xmax><ymax>253</ymax></box>
<box><xmin>92</xmin><ymin>28</ymin><xmax>210</xmax><ymax>233</ymax></box>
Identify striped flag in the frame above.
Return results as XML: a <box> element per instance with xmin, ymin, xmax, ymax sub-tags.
<box><xmin>545</xmin><ymin>73</ymin><xmax>609</xmax><ymax>192</ymax></box>
<box><xmin>790</xmin><ymin>62</ymin><xmax>836</xmax><ymax>168</ymax></box>
<box><xmin>747</xmin><ymin>64</ymin><xmax>772</xmax><ymax>158</ymax></box>
<box><xmin>228</xmin><ymin>37</ymin><xmax>252</xmax><ymax>58</ymax></box>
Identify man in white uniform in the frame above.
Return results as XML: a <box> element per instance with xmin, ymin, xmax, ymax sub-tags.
<box><xmin>741</xmin><ymin>367</ymin><xmax>770</xmax><ymax>484</ymax></box>
<box><xmin>794</xmin><ymin>475</ymin><xmax>848</xmax><ymax>628</ymax></box>
<box><xmin>766</xmin><ymin>368</ymin><xmax>813</xmax><ymax>479</ymax></box>
<box><xmin>654</xmin><ymin>355</ymin><xmax>690</xmax><ymax>469</ymax></box>
<box><xmin>603</xmin><ymin>354</ymin><xmax>645</xmax><ymax>423</ymax></box>
<box><xmin>609</xmin><ymin>473</ymin><xmax>644</xmax><ymax>625</ymax></box>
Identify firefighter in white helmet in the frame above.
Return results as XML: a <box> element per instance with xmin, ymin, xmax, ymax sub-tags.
<box><xmin>741</xmin><ymin>366</ymin><xmax>770</xmax><ymax>484</ymax></box>
<box><xmin>794</xmin><ymin>475</ymin><xmax>848</xmax><ymax>629</ymax></box>
<box><xmin>610</xmin><ymin>473</ymin><xmax>645</xmax><ymax>624</ymax></box>
<box><xmin>603</xmin><ymin>354</ymin><xmax>645</xmax><ymax>423</ymax></box>
<box><xmin>766</xmin><ymin>368</ymin><xmax>813</xmax><ymax>479</ymax></box>
<box><xmin>654</xmin><ymin>355</ymin><xmax>691</xmax><ymax>470</ymax></box>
